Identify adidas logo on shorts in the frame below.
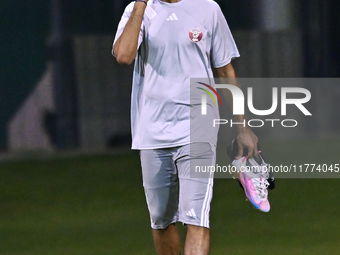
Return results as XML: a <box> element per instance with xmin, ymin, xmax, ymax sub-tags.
<box><xmin>186</xmin><ymin>208</ymin><xmax>197</xmax><ymax>218</ymax></box>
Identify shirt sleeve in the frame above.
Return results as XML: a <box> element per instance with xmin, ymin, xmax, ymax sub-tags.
<box><xmin>211</xmin><ymin>5</ymin><xmax>240</xmax><ymax>68</ymax></box>
<box><xmin>112</xmin><ymin>2</ymin><xmax>144</xmax><ymax>54</ymax></box>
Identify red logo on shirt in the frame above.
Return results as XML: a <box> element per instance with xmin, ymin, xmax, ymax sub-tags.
<box><xmin>189</xmin><ymin>28</ymin><xmax>203</xmax><ymax>43</ymax></box>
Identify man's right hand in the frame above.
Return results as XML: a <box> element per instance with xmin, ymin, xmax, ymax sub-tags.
<box><xmin>113</xmin><ymin>1</ymin><xmax>147</xmax><ymax>65</ymax></box>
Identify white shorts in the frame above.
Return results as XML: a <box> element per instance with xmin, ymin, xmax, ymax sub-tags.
<box><xmin>140</xmin><ymin>142</ymin><xmax>215</xmax><ymax>229</ymax></box>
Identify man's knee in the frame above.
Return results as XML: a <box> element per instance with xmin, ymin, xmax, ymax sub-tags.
<box><xmin>149</xmin><ymin>206</ymin><xmax>178</xmax><ymax>229</ymax></box>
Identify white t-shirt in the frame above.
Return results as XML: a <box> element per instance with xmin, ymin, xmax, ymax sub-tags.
<box><xmin>114</xmin><ymin>0</ymin><xmax>240</xmax><ymax>149</ymax></box>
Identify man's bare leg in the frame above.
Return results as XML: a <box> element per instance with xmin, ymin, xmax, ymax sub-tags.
<box><xmin>152</xmin><ymin>223</ymin><xmax>181</xmax><ymax>255</ymax></box>
<box><xmin>184</xmin><ymin>225</ymin><xmax>210</xmax><ymax>255</ymax></box>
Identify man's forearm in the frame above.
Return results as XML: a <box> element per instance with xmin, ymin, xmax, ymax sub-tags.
<box><xmin>216</xmin><ymin>63</ymin><xmax>258</xmax><ymax>157</ymax></box>
<box><xmin>113</xmin><ymin>2</ymin><xmax>147</xmax><ymax>65</ymax></box>
<box><xmin>216</xmin><ymin>63</ymin><xmax>247</xmax><ymax>132</ymax></box>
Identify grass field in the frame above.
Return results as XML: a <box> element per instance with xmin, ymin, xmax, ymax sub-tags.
<box><xmin>0</xmin><ymin>138</ymin><xmax>339</xmax><ymax>255</ymax></box>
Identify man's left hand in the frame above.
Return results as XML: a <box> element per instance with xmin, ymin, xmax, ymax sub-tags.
<box><xmin>236</xmin><ymin>127</ymin><xmax>258</xmax><ymax>159</ymax></box>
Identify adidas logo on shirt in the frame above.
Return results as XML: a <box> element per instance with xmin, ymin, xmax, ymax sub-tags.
<box><xmin>166</xmin><ymin>13</ymin><xmax>178</xmax><ymax>21</ymax></box>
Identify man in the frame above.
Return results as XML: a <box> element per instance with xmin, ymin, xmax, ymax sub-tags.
<box><xmin>112</xmin><ymin>0</ymin><xmax>261</xmax><ymax>254</ymax></box>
